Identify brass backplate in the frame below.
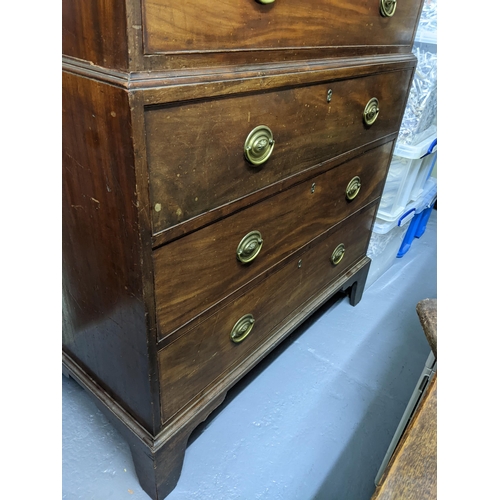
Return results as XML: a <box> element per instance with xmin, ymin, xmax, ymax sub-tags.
<box><xmin>237</xmin><ymin>230</ymin><xmax>264</xmax><ymax>264</ymax></box>
<box><xmin>331</xmin><ymin>243</ymin><xmax>346</xmax><ymax>266</ymax></box>
<box><xmin>230</xmin><ymin>314</ymin><xmax>256</xmax><ymax>343</ymax></box>
<box><xmin>380</xmin><ymin>0</ymin><xmax>397</xmax><ymax>17</ymax></box>
<box><xmin>346</xmin><ymin>176</ymin><xmax>361</xmax><ymax>201</ymax></box>
<box><xmin>363</xmin><ymin>97</ymin><xmax>380</xmax><ymax>126</ymax></box>
<box><xmin>244</xmin><ymin>125</ymin><xmax>275</xmax><ymax>166</ymax></box>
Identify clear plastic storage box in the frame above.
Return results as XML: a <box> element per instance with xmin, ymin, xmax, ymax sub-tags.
<box><xmin>377</xmin><ymin>127</ymin><xmax>437</xmax><ymax>221</ymax></box>
<box><xmin>367</xmin><ymin>177</ymin><xmax>437</xmax><ymax>288</ymax></box>
<box><xmin>365</xmin><ymin>210</ymin><xmax>414</xmax><ymax>289</ymax></box>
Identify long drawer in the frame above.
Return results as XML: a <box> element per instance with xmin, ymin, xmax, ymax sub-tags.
<box><xmin>158</xmin><ymin>202</ymin><xmax>377</xmax><ymax>423</ymax></box>
<box><xmin>146</xmin><ymin>68</ymin><xmax>412</xmax><ymax>233</ymax></box>
<box><xmin>143</xmin><ymin>0</ymin><xmax>422</xmax><ymax>55</ymax></box>
<box><xmin>153</xmin><ymin>142</ymin><xmax>391</xmax><ymax>339</ymax></box>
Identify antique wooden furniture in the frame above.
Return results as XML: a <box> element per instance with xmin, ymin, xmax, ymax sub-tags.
<box><xmin>371</xmin><ymin>299</ymin><xmax>437</xmax><ymax>499</ymax></box>
<box><xmin>63</xmin><ymin>1</ymin><xmax>425</xmax><ymax>498</ymax></box>
<box><xmin>371</xmin><ymin>374</ymin><xmax>437</xmax><ymax>500</ymax></box>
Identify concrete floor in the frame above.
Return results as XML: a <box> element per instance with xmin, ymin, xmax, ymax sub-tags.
<box><xmin>62</xmin><ymin>210</ymin><xmax>437</xmax><ymax>500</ymax></box>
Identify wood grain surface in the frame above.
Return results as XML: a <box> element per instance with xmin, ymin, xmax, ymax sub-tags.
<box><xmin>62</xmin><ymin>0</ymin><xmax>130</xmax><ymax>70</ymax></box>
<box><xmin>62</xmin><ymin>0</ymin><xmax>423</xmax><ymax>72</ymax></box>
<box><xmin>143</xmin><ymin>0</ymin><xmax>423</xmax><ymax>54</ymax></box>
<box><xmin>372</xmin><ymin>375</ymin><xmax>437</xmax><ymax>500</ymax></box>
<box><xmin>62</xmin><ymin>0</ymin><xmax>425</xmax><ymax>496</ymax></box>
<box><xmin>62</xmin><ymin>72</ymin><xmax>157</xmax><ymax>431</ymax></box>
<box><xmin>146</xmin><ymin>68</ymin><xmax>412</xmax><ymax>232</ymax></box>
<box><xmin>153</xmin><ymin>143</ymin><xmax>391</xmax><ymax>339</ymax></box>
<box><xmin>158</xmin><ymin>203</ymin><xmax>377</xmax><ymax>422</ymax></box>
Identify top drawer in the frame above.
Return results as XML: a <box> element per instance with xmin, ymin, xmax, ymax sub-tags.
<box><xmin>143</xmin><ymin>0</ymin><xmax>423</xmax><ymax>55</ymax></box>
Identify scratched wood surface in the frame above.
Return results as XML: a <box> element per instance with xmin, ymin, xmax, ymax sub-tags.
<box><xmin>371</xmin><ymin>374</ymin><xmax>437</xmax><ymax>500</ymax></box>
<box><xmin>62</xmin><ymin>71</ymin><xmax>157</xmax><ymax>432</ymax></box>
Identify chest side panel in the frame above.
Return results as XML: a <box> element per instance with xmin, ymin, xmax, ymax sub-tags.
<box><xmin>62</xmin><ymin>72</ymin><xmax>155</xmax><ymax>431</ymax></box>
<box><xmin>62</xmin><ymin>0</ymin><xmax>130</xmax><ymax>70</ymax></box>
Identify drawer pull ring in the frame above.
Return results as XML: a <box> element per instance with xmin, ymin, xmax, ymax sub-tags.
<box><xmin>231</xmin><ymin>314</ymin><xmax>256</xmax><ymax>343</ymax></box>
<box><xmin>256</xmin><ymin>0</ymin><xmax>275</xmax><ymax>3</ymax></box>
<box><xmin>346</xmin><ymin>176</ymin><xmax>362</xmax><ymax>201</ymax></box>
<box><xmin>331</xmin><ymin>244</ymin><xmax>346</xmax><ymax>266</ymax></box>
<box><xmin>244</xmin><ymin>125</ymin><xmax>275</xmax><ymax>166</ymax></box>
<box><xmin>380</xmin><ymin>0</ymin><xmax>397</xmax><ymax>17</ymax></box>
<box><xmin>363</xmin><ymin>97</ymin><xmax>380</xmax><ymax>126</ymax></box>
<box><xmin>237</xmin><ymin>230</ymin><xmax>264</xmax><ymax>263</ymax></box>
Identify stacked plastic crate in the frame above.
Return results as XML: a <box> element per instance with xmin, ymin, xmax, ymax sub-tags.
<box><xmin>366</xmin><ymin>0</ymin><xmax>437</xmax><ymax>288</ymax></box>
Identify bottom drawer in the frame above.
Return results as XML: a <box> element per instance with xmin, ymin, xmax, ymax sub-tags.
<box><xmin>158</xmin><ymin>202</ymin><xmax>377</xmax><ymax>423</ymax></box>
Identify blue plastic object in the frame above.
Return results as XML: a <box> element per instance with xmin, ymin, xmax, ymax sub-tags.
<box><xmin>415</xmin><ymin>204</ymin><xmax>435</xmax><ymax>238</ymax></box>
<box><xmin>397</xmin><ymin>178</ymin><xmax>437</xmax><ymax>258</ymax></box>
<box><xmin>427</xmin><ymin>138</ymin><xmax>437</xmax><ymax>155</ymax></box>
<box><xmin>398</xmin><ymin>215</ymin><xmax>420</xmax><ymax>257</ymax></box>
<box><xmin>421</xmin><ymin>138</ymin><xmax>437</xmax><ymax>186</ymax></box>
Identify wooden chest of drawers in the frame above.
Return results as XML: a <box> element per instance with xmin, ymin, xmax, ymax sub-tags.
<box><xmin>62</xmin><ymin>1</ymin><xmax>424</xmax><ymax>498</ymax></box>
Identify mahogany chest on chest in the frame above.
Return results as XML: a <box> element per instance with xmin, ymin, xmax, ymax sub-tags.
<box><xmin>62</xmin><ymin>1</ymin><xmax>424</xmax><ymax>497</ymax></box>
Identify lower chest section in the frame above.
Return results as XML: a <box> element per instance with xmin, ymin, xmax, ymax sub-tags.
<box><xmin>145</xmin><ymin>61</ymin><xmax>412</xmax><ymax>427</ymax></box>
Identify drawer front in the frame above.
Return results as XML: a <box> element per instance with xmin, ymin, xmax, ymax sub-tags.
<box><xmin>153</xmin><ymin>142</ymin><xmax>392</xmax><ymax>339</ymax></box>
<box><xmin>147</xmin><ymin>69</ymin><xmax>412</xmax><ymax>232</ymax></box>
<box><xmin>158</xmin><ymin>202</ymin><xmax>377</xmax><ymax>423</ymax></box>
<box><xmin>143</xmin><ymin>0</ymin><xmax>422</xmax><ymax>55</ymax></box>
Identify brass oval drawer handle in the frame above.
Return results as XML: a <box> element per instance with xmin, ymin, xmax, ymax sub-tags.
<box><xmin>331</xmin><ymin>244</ymin><xmax>346</xmax><ymax>266</ymax></box>
<box><xmin>346</xmin><ymin>176</ymin><xmax>362</xmax><ymax>201</ymax></box>
<box><xmin>244</xmin><ymin>125</ymin><xmax>275</xmax><ymax>166</ymax></box>
<box><xmin>231</xmin><ymin>314</ymin><xmax>256</xmax><ymax>343</ymax></box>
<box><xmin>380</xmin><ymin>0</ymin><xmax>397</xmax><ymax>17</ymax></box>
<box><xmin>237</xmin><ymin>230</ymin><xmax>264</xmax><ymax>263</ymax></box>
<box><xmin>363</xmin><ymin>97</ymin><xmax>380</xmax><ymax>126</ymax></box>
<box><xmin>256</xmin><ymin>0</ymin><xmax>275</xmax><ymax>3</ymax></box>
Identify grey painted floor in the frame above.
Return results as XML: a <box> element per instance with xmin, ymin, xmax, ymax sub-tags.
<box><xmin>62</xmin><ymin>210</ymin><xmax>437</xmax><ymax>500</ymax></box>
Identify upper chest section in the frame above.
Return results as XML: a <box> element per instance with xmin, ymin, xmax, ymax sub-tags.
<box><xmin>63</xmin><ymin>0</ymin><xmax>424</xmax><ymax>72</ymax></box>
